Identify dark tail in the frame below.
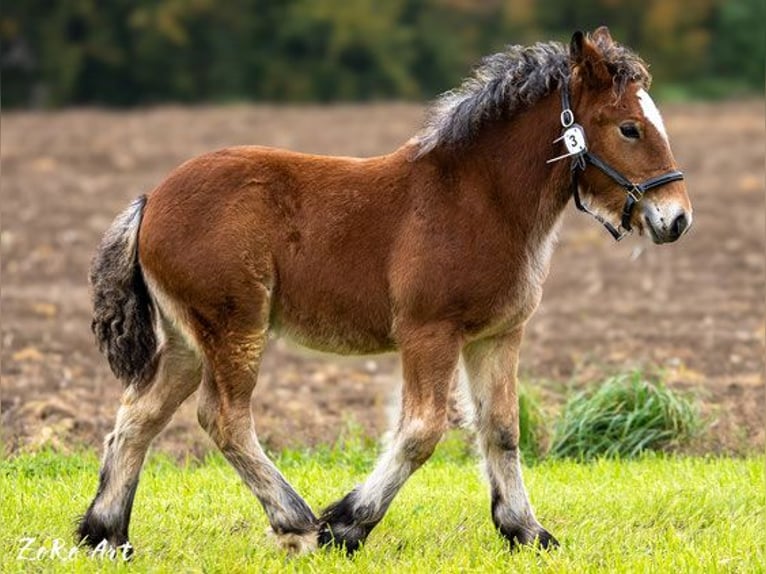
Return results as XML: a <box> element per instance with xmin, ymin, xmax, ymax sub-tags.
<box><xmin>90</xmin><ymin>195</ymin><xmax>158</xmax><ymax>388</ymax></box>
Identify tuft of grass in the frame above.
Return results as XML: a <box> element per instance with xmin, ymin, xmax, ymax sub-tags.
<box><xmin>549</xmin><ymin>372</ymin><xmax>702</xmax><ymax>461</ymax></box>
<box><xmin>517</xmin><ymin>387</ymin><xmax>548</xmax><ymax>464</ymax></box>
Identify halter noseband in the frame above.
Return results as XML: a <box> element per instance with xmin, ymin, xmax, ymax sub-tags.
<box><xmin>548</xmin><ymin>77</ymin><xmax>685</xmax><ymax>241</ymax></box>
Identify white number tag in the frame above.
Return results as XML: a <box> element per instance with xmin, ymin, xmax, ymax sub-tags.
<box><xmin>546</xmin><ymin>123</ymin><xmax>588</xmax><ymax>164</ymax></box>
<box><xmin>562</xmin><ymin>125</ymin><xmax>586</xmax><ymax>154</ymax></box>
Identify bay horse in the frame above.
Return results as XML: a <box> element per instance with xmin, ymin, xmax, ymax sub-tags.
<box><xmin>77</xmin><ymin>27</ymin><xmax>691</xmax><ymax>556</ymax></box>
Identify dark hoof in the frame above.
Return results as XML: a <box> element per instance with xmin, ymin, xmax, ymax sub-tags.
<box><xmin>499</xmin><ymin>524</ymin><xmax>559</xmax><ymax>551</ymax></box>
<box><xmin>317</xmin><ymin>491</ymin><xmax>373</xmax><ymax>556</ymax></box>
<box><xmin>75</xmin><ymin>513</ymin><xmax>133</xmax><ymax>559</ymax></box>
<box><xmin>317</xmin><ymin>522</ymin><xmax>365</xmax><ymax>555</ymax></box>
<box><xmin>533</xmin><ymin>527</ymin><xmax>559</xmax><ymax>550</ymax></box>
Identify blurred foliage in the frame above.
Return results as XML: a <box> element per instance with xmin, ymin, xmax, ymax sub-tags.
<box><xmin>2</xmin><ymin>0</ymin><xmax>763</xmax><ymax>107</ymax></box>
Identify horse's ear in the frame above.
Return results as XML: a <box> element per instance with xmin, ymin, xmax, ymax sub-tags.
<box><xmin>569</xmin><ymin>30</ymin><xmax>611</xmax><ymax>87</ymax></box>
<box><xmin>570</xmin><ymin>31</ymin><xmax>586</xmax><ymax>61</ymax></box>
<box><xmin>591</xmin><ymin>26</ymin><xmax>613</xmax><ymax>46</ymax></box>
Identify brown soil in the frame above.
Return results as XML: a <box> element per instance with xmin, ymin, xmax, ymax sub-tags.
<box><xmin>2</xmin><ymin>101</ymin><xmax>763</xmax><ymax>458</ymax></box>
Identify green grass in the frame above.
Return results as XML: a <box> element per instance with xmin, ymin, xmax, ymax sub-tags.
<box><xmin>1</xmin><ymin>435</ymin><xmax>762</xmax><ymax>573</ymax></box>
<box><xmin>549</xmin><ymin>372</ymin><xmax>702</xmax><ymax>461</ymax></box>
<box><xmin>518</xmin><ymin>386</ymin><xmax>549</xmax><ymax>463</ymax></box>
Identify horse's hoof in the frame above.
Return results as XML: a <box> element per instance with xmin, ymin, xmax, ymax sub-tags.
<box><xmin>533</xmin><ymin>527</ymin><xmax>559</xmax><ymax>550</ymax></box>
<box><xmin>268</xmin><ymin>528</ymin><xmax>318</xmax><ymax>555</ymax></box>
<box><xmin>317</xmin><ymin>522</ymin><xmax>365</xmax><ymax>555</ymax></box>
<box><xmin>76</xmin><ymin>513</ymin><xmax>133</xmax><ymax>559</ymax></box>
<box><xmin>317</xmin><ymin>492</ymin><xmax>372</xmax><ymax>555</ymax></box>
<box><xmin>499</xmin><ymin>523</ymin><xmax>559</xmax><ymax>551</ymax></box>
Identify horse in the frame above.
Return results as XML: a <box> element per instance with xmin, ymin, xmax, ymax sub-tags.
<box><xmin>77</xmin><ymin>26</ymin><xmax>691</xmax><ymax>556</ymax></box>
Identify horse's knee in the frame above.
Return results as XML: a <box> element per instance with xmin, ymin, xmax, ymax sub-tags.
<box><xmin>400</xmin><ymin>417</ymin><xmax>445</xmax><ymax>465</ymax></box>
<box><xmin>486</xmin><ymin>422</ymin><xmax>519</xmax><ymax>453</ymax></box>
<box><xmin>197</xmin><ymin>393</ymin><xmax>253</xmax><ymax>453</ymax></box>
<box><xmin>117</xmin><ymin>401</ymin><xmax>167</xmax><ymax>442</ymax></box>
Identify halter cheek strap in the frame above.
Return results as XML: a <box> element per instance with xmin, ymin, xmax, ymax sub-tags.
<box><xmin>551</xmin><ymin>77</ymin><xmax>685</xmax><ymax>241</ymax></box>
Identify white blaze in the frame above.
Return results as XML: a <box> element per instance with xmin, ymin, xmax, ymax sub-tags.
<box><xmin>637</xmin><ymin>89</ymin><xmax>668</xmax><ymax>142</ymax></box>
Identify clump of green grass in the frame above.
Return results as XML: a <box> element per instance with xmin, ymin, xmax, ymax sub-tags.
<box><xmin>517</xmin><ymin>387</ymin><xmax>548</xmax><ymax>463</ymax></box>
<box><xmin>549</xmin><ymin>372</ymin><xmax>702</xmax><ymax>460</ymax></box>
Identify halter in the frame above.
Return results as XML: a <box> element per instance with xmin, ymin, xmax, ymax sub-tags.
<box><xmin>547</xmin><ymin>77</ymin><xmax>685</xmax><ymax>241</ymax></box>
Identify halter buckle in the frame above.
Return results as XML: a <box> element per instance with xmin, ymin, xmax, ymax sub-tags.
<box><xmin>626</xmin><ymin>185</ymin><xmax>644</xmax><ymax>203</ymax></box>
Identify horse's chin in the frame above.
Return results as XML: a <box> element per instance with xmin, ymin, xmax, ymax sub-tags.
<box><xmin>633</xmin><ymin>215</ymin><xmax>666</xmax><ymax>245</ymax></box>
<box><xmin>630</xmin><ymin>217</ymin><xmax>651</xmax><ymax>241</ymax></box>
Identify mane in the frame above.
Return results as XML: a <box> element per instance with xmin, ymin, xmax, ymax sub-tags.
<box><xmin>412</xmin><ymin>37</ymin><xmax>651</xmax><ymax>159</ymax></box>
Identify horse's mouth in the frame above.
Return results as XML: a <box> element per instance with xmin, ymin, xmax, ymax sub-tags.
<box><xmin>642</xmin><ymin>212</ymin><xmax>691</xmax><ymax>244</ymax></box>
<box><xmin>644</xmin><ymin>218</ymin><xmax>664</xmax><ymax>244</ymax></box>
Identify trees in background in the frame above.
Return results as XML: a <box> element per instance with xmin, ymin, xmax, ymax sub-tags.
<box><xmin>2</xmin><ymin>0</ymin><xmax>763</xmax><ymax>107</ymax></box>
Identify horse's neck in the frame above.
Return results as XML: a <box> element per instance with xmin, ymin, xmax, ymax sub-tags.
<box><xmin>465</xmin><ymin>92</ymin><xmax>572</xmax><ymax>240</ymax></box>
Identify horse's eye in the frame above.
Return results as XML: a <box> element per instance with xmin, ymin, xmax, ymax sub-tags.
<box><xmin>619</xmin><ymin>123</ymin><xmax>641</xmax><ymax>140</ymax></box>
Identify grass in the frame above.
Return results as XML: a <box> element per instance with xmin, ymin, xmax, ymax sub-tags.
<box><xmin>517</xmin><ymin>387</ymin><xmax>549</xmax><ymax>463</ymax></box>
<box><xmin>1</xmin><ymin>434</ymin><xmax>763</xmax><ymax>573</ymax></box>
<box><xmin>549</xmin><ymin>372</ymin><xmax>702</xmax><ymax>461</ymax></box>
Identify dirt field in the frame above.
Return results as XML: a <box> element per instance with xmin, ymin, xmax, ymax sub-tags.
<box><xmin>2</xmin><ymin>101</ymin><xmax>764</xmax><ymax>457</ymax></box>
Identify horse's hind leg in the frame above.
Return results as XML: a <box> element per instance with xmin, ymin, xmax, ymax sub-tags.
<box><xmin>196</xmin><ymin>327</ymin><xmax>318</xmax><ymax>554</ymax></box>
<box><xmin>462</xmin><ymin>328</ymin><xmax>557</xmax><ymax>549</ymax></box>
<box><xmin>77</xmin><ymin>322</ymin><xmax>202</xmax><ymax>553</ymax></box>
<box><xmin>318</xmin><ymin>323</ymin><xmax>459</xmax><ymax>553</ymax></box>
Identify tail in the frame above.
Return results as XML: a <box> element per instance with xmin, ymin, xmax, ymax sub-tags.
<box><xmin>89</xmin><ymin>195</ymin><xmax>159</xmax><ymax>388</ymax></box>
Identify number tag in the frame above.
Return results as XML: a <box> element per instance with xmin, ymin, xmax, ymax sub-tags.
<box><xmin>562</xmin><ymin>124</ymin><xmax>586</xmax><ymax>154</ymax></box>
<box><xmin>546</xmin><ymin>123</ymin><xmax>588</xmax><ymax>164</ymax></box>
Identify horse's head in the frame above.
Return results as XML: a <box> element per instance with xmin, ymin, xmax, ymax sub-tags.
<box><xmin>567</xmin><ymin>27</ymin><xmax>692</xmax><ymax>244</ymax></box>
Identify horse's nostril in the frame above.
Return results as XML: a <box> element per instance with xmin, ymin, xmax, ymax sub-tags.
<box><xmin>671</xmin><ymin>212</ymin><xmax>689</xmax><ymax>238</ymax></box>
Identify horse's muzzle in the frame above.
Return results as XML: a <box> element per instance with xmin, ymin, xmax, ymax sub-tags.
<box><xmin>642</xmin><ymin>203</ymin><xmax>692</xmax><ymax>244</ymax></box>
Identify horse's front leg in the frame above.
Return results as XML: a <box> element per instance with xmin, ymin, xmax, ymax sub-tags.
<box><xmin>462</xmin><ymin>328</ymin><xmax>558</xmax><ymax>549</ymax></box>
<box><xmin>318</xmin><ymin>322</ymin><xmax>459</xmax><ymax>553</ymax></box>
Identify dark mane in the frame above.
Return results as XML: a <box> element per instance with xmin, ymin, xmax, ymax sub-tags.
<box><xmin>413</xmin><ymin>37</ymin><xmax>651</xmax><ymax>158</ymax></box>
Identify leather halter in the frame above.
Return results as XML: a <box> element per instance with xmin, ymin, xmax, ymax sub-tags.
<box><xmin>552</xmin><ymin>78</ymin><xmax>685</xmax><ymax>241</ymax></box>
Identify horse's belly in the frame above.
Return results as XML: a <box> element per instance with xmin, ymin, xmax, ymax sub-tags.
<box><xmin>270</xmin><ymin>295</ymin><xmax>396</xmax><ymax>356</ymax></box>
<box><xmin>276</xmin><ymin>325</ymin><xmax>395</xmax><ymax>356</ymax></box>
